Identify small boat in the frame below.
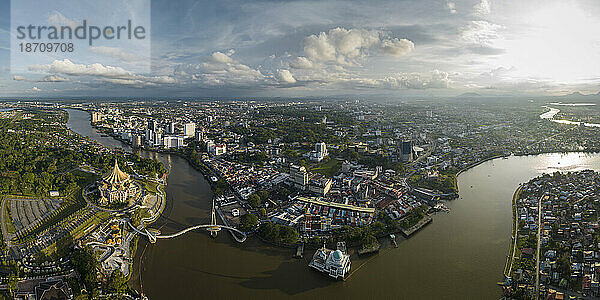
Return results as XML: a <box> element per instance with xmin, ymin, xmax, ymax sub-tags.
<box><xmin>210</xmin><ymin>176</ymin><xmax>218</xmax><ymax>182</ymax></box>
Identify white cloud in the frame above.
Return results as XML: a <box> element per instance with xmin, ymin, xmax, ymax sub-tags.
<box><xmin>447</xmin><ymin>1</ymin><xmax>457</xmax><ymax>14</ymax></box>
<box><xmin>27</xmin><ymin>59</ymin><xmax>175</xmax><ymax>88</ymax></box>
<box><xmin>28</xmin><ymin>59</ymin><xmax>132</xmax><ymax>78</ymax></box>
<box><xmin>480</xmin><ymin>66</ymin><xmax>517</xmax><ymax>79</ymax></box>
<box><xmin>40</xmin><ymin>75</ymin><xmax>69</xmax><ymax>82</ymax></box>
<box><xmin>276</xmin><ymin>69</ymin><xmax>296</xmax><ymax>84</ymax></box>
<box><xmin>304</xmin><ymin>31</ymin><xmax>340</xmax><ymax>62</ymax></box>
<box><xmin>461</xmin><ymin>21</ymin><xmax>503</xmax><ymax>47</ymax></box>
<box><xmin>428</xmin><ymin>69</ymin><xmax>451</xmax><ymax>88</ymax></box>
<box><xmin>302</xmin><ymin>27</ymin><xmax>414</xmax><ymax>66</ymax></box>
<box><xmin>380</xmin><ymin>38</ymin><xmax>415</xmax><ymax>57</ymax></box>
<box><xmin>473</xmin><ymin>0</ymin><xmax>490</xmax><ymax>18</ymax></box>
<box><xmin>383</xmin><ymin>70</ymin><xmax>451</xmax><ymax>89</ymax></box>
<box><xmin>289</xmin><ymin>57</ymin><xmax>314</xmax><ymax>69</ymax></box>
<box><xmin>209</xmin><ymin>51</ymin><xmax>234</xmax><ymax>64</ymax></box>
<box><xmin>180</xmin><ymin>51</ymin><xmax>266</xmax><ymax>86</ymax></box>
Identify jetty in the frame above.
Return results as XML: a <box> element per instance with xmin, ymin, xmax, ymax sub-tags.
<box><xmin>401</xmin><ymin>216</ymin><xmax>433</xmax><ymax>237</ymax></box>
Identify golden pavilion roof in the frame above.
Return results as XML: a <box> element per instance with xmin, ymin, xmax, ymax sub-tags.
<box><xmin>104</xmin><ymin>159</ymin><xmax>130</xmax><ymax>185</ymax></box>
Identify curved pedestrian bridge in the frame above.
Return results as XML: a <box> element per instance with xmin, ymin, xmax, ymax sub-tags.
<box><xmin>128</xmin><ymin>222</ymin><xmax>247</xmax><ymax>243</ymax></box>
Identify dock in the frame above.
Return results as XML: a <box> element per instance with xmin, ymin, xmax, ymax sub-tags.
<box><xmin>400</xmin><ymin>216</ymin><xmax>433</xmax><ymax>237</ymax></box>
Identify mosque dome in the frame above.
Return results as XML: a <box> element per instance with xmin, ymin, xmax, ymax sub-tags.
<box><xmin>332</xmin><ymin>250</ymin><xmax>343</xmax><ymax>261</ymax></box>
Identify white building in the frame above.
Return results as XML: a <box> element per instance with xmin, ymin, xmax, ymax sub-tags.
<box><xmin>311</xmin><ymin>142</ymin><xmax>328</xmax><ymax>162</ymax></box>
<box><xmin>145</xmin><ymin>129</ymin><xmax>154</xmax><ymax>145</ymax></box>
<box><xmin>290</xmin><ymin>164</ymin><xmax>309</xmax><ymax>190</ymax></box>
<box><xmin>213</xmin><ymin>144</ymin><xmax>226</xmax><ymax>155</ymax></box>
<box><xmin>163</xmin><ymin>135</ymin><xmax>185</xmax><ymax>148</ymax></box>
<box><xmin>132</xmin><ymin>135</ymin><xmax>143</xmax><ymax>148</ymax></box>
<box><xmin>91</xmin><ymin>112</ymin><xmax>104</xmax><ymax>124</ymax></box>
<box><xmin>184</xmin><ymin>122</ymin><xmax>196</xmax><ymax>137</ymax></box>
<box><xmin>309</xmin><ymin>242</ymin><xmax>350</xmax><ymax>279</ymax></box>
<box><xmin>154</xmin><ymin>131</ymin><xmax>163</xmax><ymax>147</ymax></box>
<box><xmin>206</xmin><ymin>140</ymin><xmax>226</xmax><ymax>155</ymax></box>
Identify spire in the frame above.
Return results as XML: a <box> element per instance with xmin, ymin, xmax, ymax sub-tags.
<box><xmin>104</xmin><ymin>159</ymin><xmax>130</xmax><ymax>184</ymax></box>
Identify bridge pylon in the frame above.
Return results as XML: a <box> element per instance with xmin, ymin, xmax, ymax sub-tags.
<box><xmin>207</xmin><ymin>197</ymin><xmax>221</xmax><ymax>238</ymax></box>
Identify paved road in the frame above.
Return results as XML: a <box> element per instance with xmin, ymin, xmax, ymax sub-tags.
<box><xmin>505</xmin><ymin>184</ymin><xmax>523</xmax><ymax>277</ymax></box>
<box><xmin>0</xmin><ymin>196</ymin><xmax>12</xmax><ymax>249</ymax></box>
<box><xmin>535</xmin><ymin>194</ymin><xmax>544</xmax><ymax>299</ymax></box>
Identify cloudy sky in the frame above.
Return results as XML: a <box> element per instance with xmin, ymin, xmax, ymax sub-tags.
<box><xmin>1</xmin><ymin>0</ymin><xmax>600</xmax><ymax>98</ymax></box>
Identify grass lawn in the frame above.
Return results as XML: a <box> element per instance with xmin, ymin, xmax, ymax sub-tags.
<box><xmin>311</xmin><ymin>158</ymin><xmax>342</xmax><ymax>177</ymax></box>
<box><xmin>3</xmin><ymin>198</ymin><xmax>16</xmax><ymax>235</ymax></box>
<box><xmin>138</xmin><ymin>180</ymin><xmax>159</xmax><ymax>194</ymax></box>
<box><xmin>43</xmin><ymin>210</ymin><xmax>112</xmax><ymax>258</ymax></box>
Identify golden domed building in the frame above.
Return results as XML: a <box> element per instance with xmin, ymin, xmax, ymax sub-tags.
<box><xmin>99</xmin><ymin>160</ymin><xmax>137</xmax><ymax>206</ymax></box>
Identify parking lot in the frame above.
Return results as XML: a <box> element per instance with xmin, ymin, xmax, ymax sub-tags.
<box><xmin>9</xmin><ymin>198</ymin><xmax>62</xmax><ymax>234</ymax></box>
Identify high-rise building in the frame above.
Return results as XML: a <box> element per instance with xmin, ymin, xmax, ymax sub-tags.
<box><xmin>145</xmin><ymin>129</ymin><xmax>154</xmax><ymax>145</ymax></box>
<box><xmin>148</xmin><ymin>119</ymin><xmax>158</xmax><ymax>132</ymax></box>
<box><xmin>184</xmin><ymin>122</ymin><xmax>196</xmax><ymax>137</ymax></box>
<box><xmin>401</xmin><ymin>140</ymin><xmax>414</xmax><ymax>162</ymax></box>
<box><xmin>154</xmin><ymin>131</ymin><xmax>163</xmax><ymax>146</ymax></box>
<box><xmin>312</xmin><ymin>142</ymin><xmax>328</xmax><ymax>162</ymax></box>
<box><xmin>163</xmin><ymin>136</ymin><xmax>185</xmax><ymax>148</ymax></box>
<box><xmin>91</xmin><ymin>112</ymin><xmax>104</xmax><ymax>124</ymax></box>
<box><xmin>290</xmin><ymin>164</ymin><xmax>309</xmax><ymax>190</ymax></box>
<box><xmin>315</xmin><ymin>142</ymin><xmax>327</xmax><ymax>156</ymax></box>
<box><xmin>132</xmin><ymin>134</ymin><xmax>143</xmax><ymax>148</ymax></box>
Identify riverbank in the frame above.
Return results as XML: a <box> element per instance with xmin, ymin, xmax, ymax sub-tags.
<box><xmin>400</xmin><ymin>216</ymin><xmax>433</xmax><ymax>237</ymax></box>
<box><xmin>504</xmin><ymin>184</ymin><xmax>522</xmax><ymax>278</ymax></box>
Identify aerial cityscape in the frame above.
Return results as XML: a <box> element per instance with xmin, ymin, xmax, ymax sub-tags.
<box><xmin>1</xmin><ymin>0</ymin><xmax>600</xmax><ymax>299</ymax></box>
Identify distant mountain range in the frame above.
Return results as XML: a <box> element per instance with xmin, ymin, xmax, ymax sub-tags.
<box><xmin>456</xmin><ymin>92</ymin><xmax>481</xmax><ymax>97</ymax></box>
<box><xmin>561</xmin><ymin>91</ymin><xmax>600</xmax><ymax>97</ymax></box>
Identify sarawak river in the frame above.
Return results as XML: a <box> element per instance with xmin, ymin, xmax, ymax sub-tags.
<box><xmin>66</xmin><ymin>108</ymin><xmax>600</xmax><ymax>299</ymax></box>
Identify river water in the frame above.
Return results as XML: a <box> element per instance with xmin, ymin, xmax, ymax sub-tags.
<box><xmin>540</xmin><ymin>105</ymin><xmax>600</xmax><ymax>127</ymax></box>
<box><xmin>66</xmin><ymin>108</ymin><xmax>600</xmax><ymax>299</ymax></box>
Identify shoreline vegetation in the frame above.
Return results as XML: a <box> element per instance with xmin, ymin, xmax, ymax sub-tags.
<box><xmin>504</xmin><ymin>184</ymin><xmax>523</xmax><ymax>278</ymax></box>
